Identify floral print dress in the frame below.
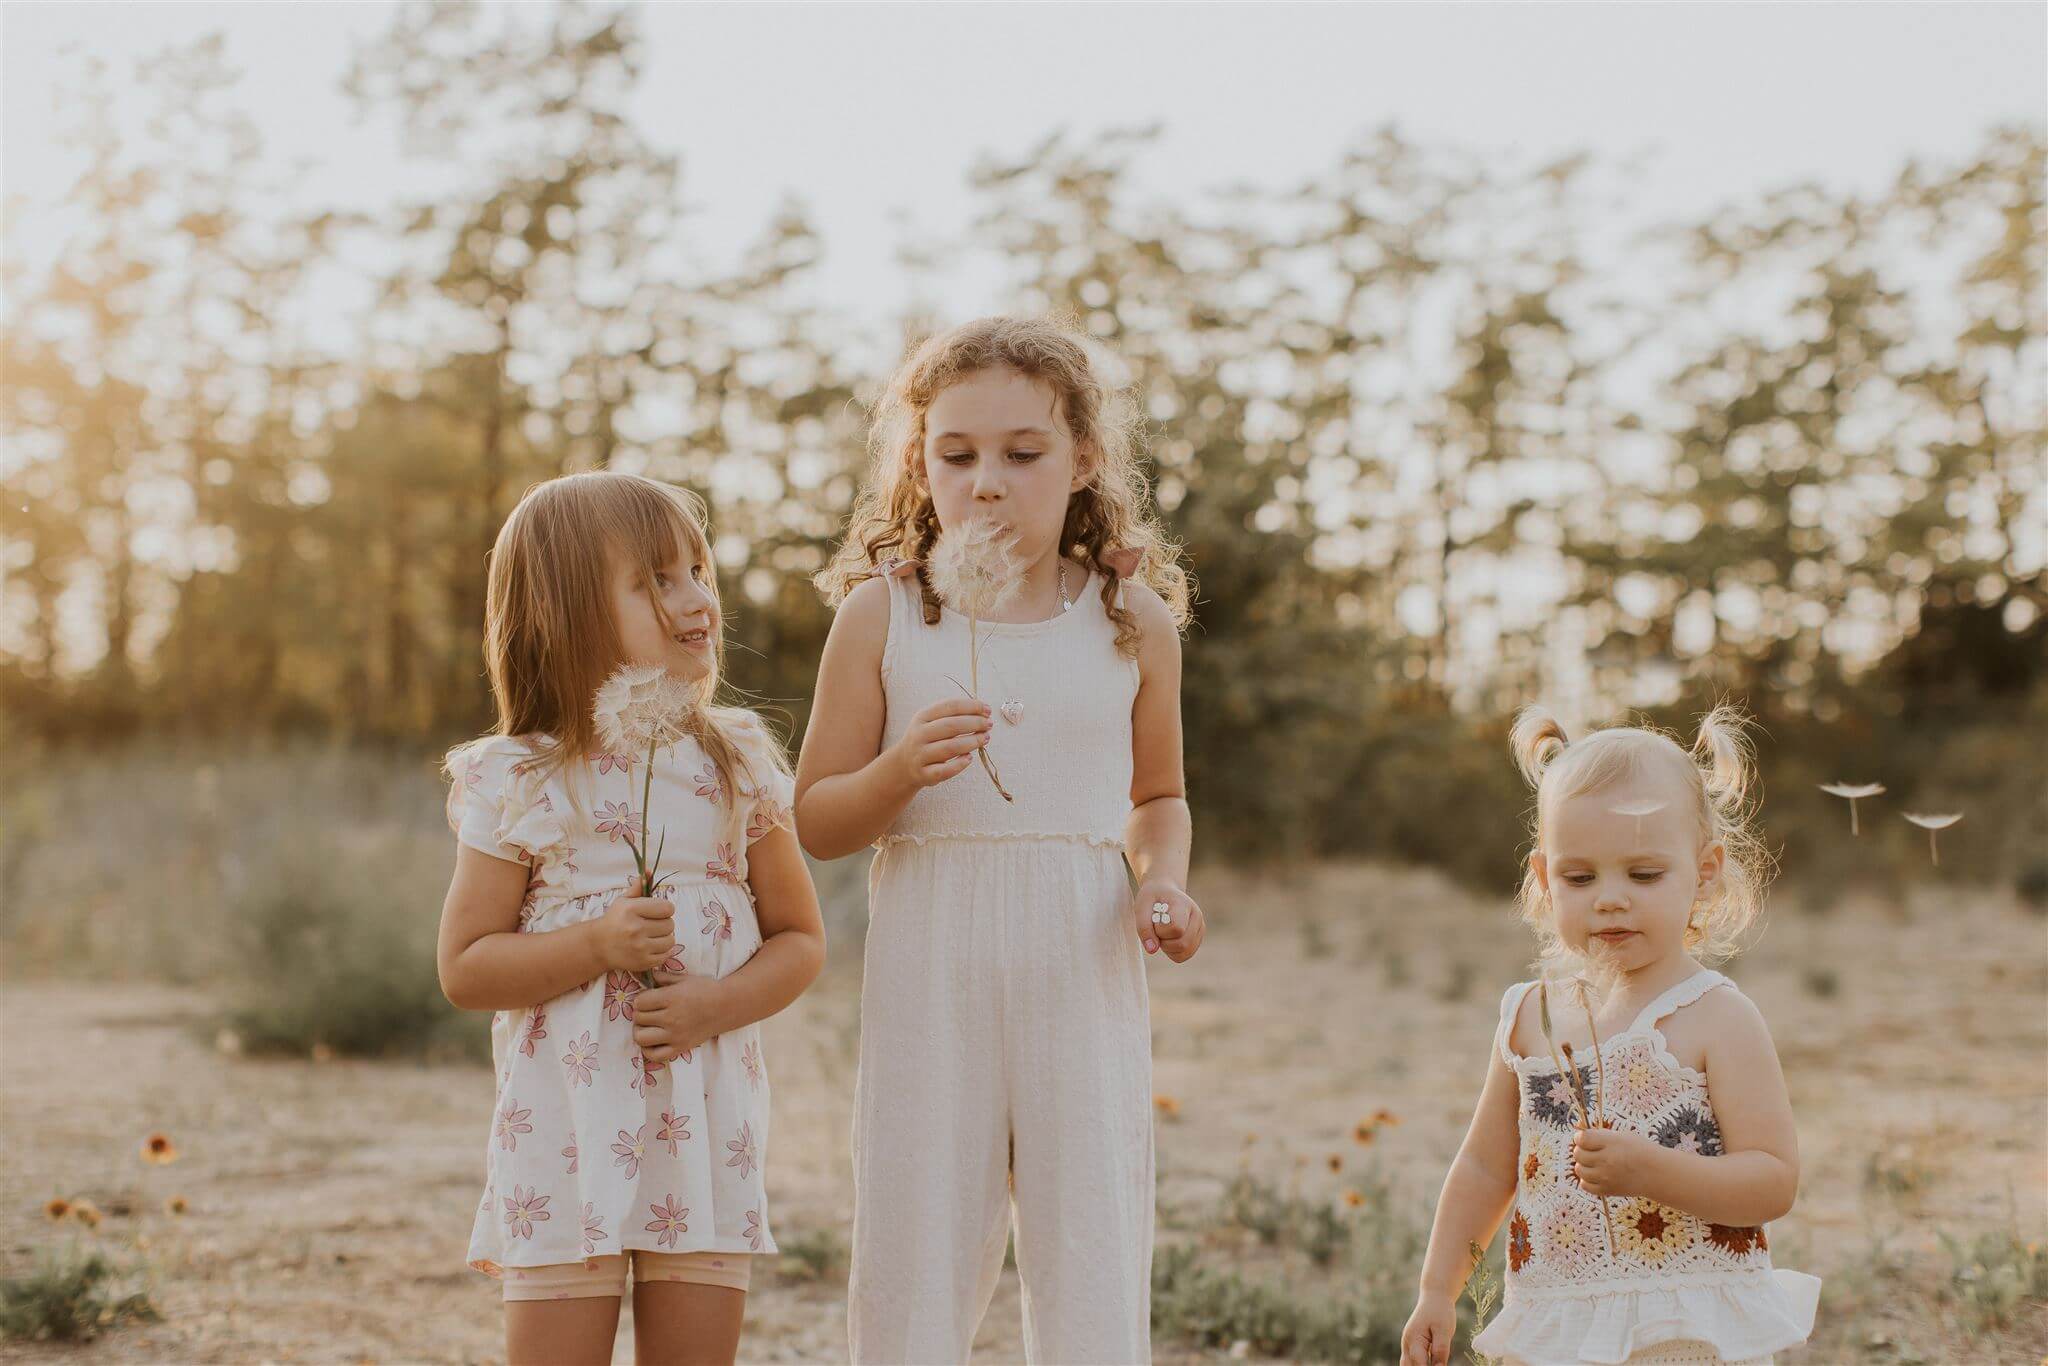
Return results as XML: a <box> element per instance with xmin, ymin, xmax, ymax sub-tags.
<box><xmin>1473</xmin><ymin>970</ymin><xmax>1820</xmax><ymax>1365</ymax></box>
<box><xmin>445</xmin><ymin>714</ymin><xmax>794</xmax><ymax>1276</ymax></box>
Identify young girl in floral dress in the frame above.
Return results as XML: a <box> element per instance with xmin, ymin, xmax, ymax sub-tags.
<box><xmin>439</xmin><ymin>471</ymin><xmax>824</xmax><ymax>1366</ymax></box>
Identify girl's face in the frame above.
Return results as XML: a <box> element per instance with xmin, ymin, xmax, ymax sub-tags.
<box><xmin>1531</xmin><ymin>771</ymin><xmax>1724</xmax><ymax>976</ymax></box>
<box><xmin>609</xmin><ymin>540</ymin><xmax>717</xmax><ymax>681</ymax></box>
<box><xmin>921</xmin><ymin>367</ymin><xmax>1091</xmax><ymax>560</ymax></box>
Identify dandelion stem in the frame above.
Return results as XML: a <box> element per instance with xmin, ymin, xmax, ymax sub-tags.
<box><xmin>1541</xmin><ymin>982</ymin><xmax>1619</xmax><ymax>1260</ymax></box>
<box><xmin>962</xmin><ymin>614</ymin><xmax>1014</xmax><ymax>802</ymax></box>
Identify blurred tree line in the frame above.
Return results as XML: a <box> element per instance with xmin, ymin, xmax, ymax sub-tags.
<box><xmin>4</xmin><ymin>4</ymin><xmax>2042</xmax><ymax>897</ymax></box>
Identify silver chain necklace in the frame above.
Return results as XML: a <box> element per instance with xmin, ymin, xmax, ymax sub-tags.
<box><xmin>1057</xmin><ymin>560</ymin><xmax>1072</xmax><ymax>612</ymax></box>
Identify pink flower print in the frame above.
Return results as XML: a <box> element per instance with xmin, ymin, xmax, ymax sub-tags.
<box><xmin>645</xmin><ymin>1195</ymin><xmax>689</xmax><ymax>1249</ymax></box>
<box><xmin>657</xmin><ymin>1108</ymin><xmax>692</xmax><ymax>1155</ymax></box>
<box><xmin>580</xmin><ymin>1202</ymin><xmax>608</xmax><ymax>1256</ymax></box>
<box><xmin>495</xmin><ymin>1099</ymin><xmax>534</xmax><ymax>1151</ymax></box>
<box><xmin>693</xmin><ymin>762</ymin><xmax>726</xmax><ymax>805</ymax></box>
<box><xmin>562</xmin><ymin>1140</ymin><xmax>579</xmax><ymax>1174</ymax></box>
<box><xmin>603</xmin><ymin>971</ymin><xmax>642</xmax><ymax>1022</ymax></box>
<box><xmin>538</xmin><ymin>791</ymin><xmax>554</xmax><ymax>812</ymax></box>
<box><xmin>724</xmin><ymin>1122</ymin><xmax>758</xmax><ymax>1179</ymax></box>
<box><xmin>706</xmin><ymin>844</ymin><xmax>739</xmax><ymax>883</ymax></box>
<box><xmin>596</xmin><ymin>751</ymin><xmax>636</xmax><ymax>777</ymax></box>
<box><xmin>746</xmin><ymin>800</ymin><xmax>791</xmax><ymax>842</ymax></box>
<box><xmin>519</xmin><ymin>1006</ymin><xmax>548</xmax><ymax>1059</ymax></box>
<box><xmin>660</xmin><ymin>943</ymin><xmax>688</xmax><ymax>977</ymax></box>
<box><xmin>611</xmin><ymin>1125</ymin><xmax>648</xmax><ymax>1179</ymax></box>
<box><xmin>744</xmin><ymin>1209</ymin><xmax>764</xmax><ymax>1251</ymax></box>
<box><xmin>561</xmin><ymin>1032</ymin><xmax>601</xmax><ymax>1088</ymax></box>
<box><xmin>502</xmin><ymin>1185</ymin><xmax>551</xmax><ymax>1239</ymax></box>
<box><xmin>463</xmin><ymin>763</ymin><xmax>483</xmax><ymax>792</ymax></box>
<box><xmin>742</xmin><ymin>1040</ymin><xmax>763</xmax><ymax>1090</ymax></box>
<box><xmin>517</xmin><ymin>887</ymin><xmax>541</xmax><ymax>929</ymax></box>
<box><xmin>596</xmin><ymin>801</ymin><xmax>644</xmax><ymax>844</ymax></box>
<box><xmin>630</xmin><ymin>1051</ymin><xmax>666</xmax><ymax>1097</ymax></box>
<box><xmin>700</xmin><ymin>899</ymin><xmax>734</xmax><ymax>944</ymax></box>
<box><xmin>558</xmin><ymin>844</ymin><xmax>579</xmax><ymax>873</ymax></box>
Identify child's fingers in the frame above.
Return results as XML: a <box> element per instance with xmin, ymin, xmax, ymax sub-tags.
<box><xmin>1130</xmin><ymin>896</ymin><xmax>1165</xmax><ymax>954</ymax></box>
<box><xmin>922</xmin><ymin>712</ymin><xmax>994</xmax><ymax>740</ymax></box>
<box><xmin>918</xmin><ymin>697</ymin><xmax>993</xmax><ymax>724</ymax></box>
<box><xmin>921</xmin><ymin>754</ymin><xmax>975</xmax><ymax>784</ymax></box>
<box><xmin>932</xmin><ymin>732</ymin><xmax>989</xmax><ymax>760</ymax></box>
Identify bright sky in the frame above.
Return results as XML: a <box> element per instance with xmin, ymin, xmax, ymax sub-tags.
<box><xmin>5</xmin><ymin>1</ymin><xmax>2043</xmax><ymax>343</ymax></box>
<box><xmin>3</xmin><ymin>3</ymin><xmax>2042</xmax><ymax>697</ymax></box>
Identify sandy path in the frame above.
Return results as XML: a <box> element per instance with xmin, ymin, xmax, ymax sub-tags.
<box><xmin>5</xmin><ymin>867</ymin><xmax>2043</xmax><ymax>1362</ymax></box>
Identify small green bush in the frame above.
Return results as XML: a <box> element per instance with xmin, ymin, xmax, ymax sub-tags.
<box><xmin>0</xmin><ymin>1245</ymin><xmax>158</xmax><ymax>1343</ymax></box>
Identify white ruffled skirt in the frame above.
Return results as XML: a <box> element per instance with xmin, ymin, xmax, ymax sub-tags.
<box><xmin>1473</xmin><ymin>1266</ymin><xmax>1820</xmax><ymax>1365</ymax></box>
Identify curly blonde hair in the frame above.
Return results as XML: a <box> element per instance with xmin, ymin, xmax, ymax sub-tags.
<box><xmin>814</xmin><ymin>315</ymin><xmax>1190</xmax><ymax>657</ymax></box>
<box><xmin>1510</xmin><ymin>703</ymin><xmax>1776</xmax><ymax>967</ymax></box>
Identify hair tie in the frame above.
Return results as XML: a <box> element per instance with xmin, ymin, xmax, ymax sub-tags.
<box><xmin>870</xmin><ymin>557</ymin><xmax>921</xmax><ymax>580</ymax></box>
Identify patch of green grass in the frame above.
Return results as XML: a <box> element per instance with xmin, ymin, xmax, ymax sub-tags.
<box><xmin>225</xmin><ymin>834</ymin><xmax>487</xmax><ymax>1062</ymax></box>
<box><xmin>1941</xmin><ymin>1227</ymin><xmax>2048</xmax><ymax>1331</ymax></box>
<box><xmin>1154</xmin><ymin>1165</ymin><xmax>1477</xmax><ymax>1363</ymax></box>
<box><xmin>0</xmin><ymin>1244</ymin><xmax>159</xmax><ymax>1343</ymax></box>
<box><xmin>774</xmin><ymin>1226</ymin><xmax>848</xmax><ymax>1282</ymax></box>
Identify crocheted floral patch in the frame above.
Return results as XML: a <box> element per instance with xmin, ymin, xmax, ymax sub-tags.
<box><xmin>1706</xmin><ymin>1222</ymin><xmax>1768</xmax><ymax>1257</ymax></box>
<box><xmin>1650</xmin><ymin>1104</ymin><xmax>1725</xmax><ymax>1157</ymax></box>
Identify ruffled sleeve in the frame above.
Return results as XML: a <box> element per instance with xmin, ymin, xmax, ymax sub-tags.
<box><xmin>730</xmin><ymin>714</ymin><xmax>797</xmax><ymax>847</ymax></box>
<box><xmin>1496</xmin><ymin>980</ymin><xmax>1538</xmax><ymax>1067</ymax></box>
<box><xmin>446</xmin><ymin>736</ymin><xmax>563</xmax><ymax>866</ymax></box>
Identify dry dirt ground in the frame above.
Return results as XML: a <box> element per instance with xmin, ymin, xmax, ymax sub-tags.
<box><xmin>5</xmin><ymin>864</ymin><xmax>2044</xmax><ymax>1363</ymax></box>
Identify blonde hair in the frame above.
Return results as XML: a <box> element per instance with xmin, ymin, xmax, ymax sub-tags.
<box><xmin>447</xmin><ymin>471</ymin><xmax>788</xmax><ymax>834</ymax></box>
<box><xmin>1511</xmin><ymin>703</ymin><xmax>1774</xmax><ymax>966</ymax></box>
<box><xmin>814</xmin><ymin>314</ymin><xmax>1191</xmax><ymax>657</ymax></box>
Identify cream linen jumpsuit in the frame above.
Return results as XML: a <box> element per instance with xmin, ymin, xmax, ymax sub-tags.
<box><xmin>848</xmin><ymin>564</ymin><xmax>1154</xmax><ymax>1364</ymax></box>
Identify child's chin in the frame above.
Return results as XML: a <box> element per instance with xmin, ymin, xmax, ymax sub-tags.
<box><xmin>668</xmin><ymin>647</ymin><xmax>714</xmax><ymax>682</ymax></box>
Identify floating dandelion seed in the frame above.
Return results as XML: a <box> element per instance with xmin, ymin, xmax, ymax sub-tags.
<box><xmin>1609</xmin><ymin>798</ymin><xmax>1667</xmax><ymax>842</ymax></box>
<box><xmin>1819</xmin><ymin>782</ymin><xmax>1886</xmax><ymax>836</ymax></box>
<box><xmin>1153</xmin><ymin>1094</ymin><xmax>1181</xmax><ymax>1119</ymax></box>
<box><xmin>1902</xmin><ymin>812</ymin><xmax>1962</xmax><ymax>867</ymax></box>
<box><xmin>141</xmin><ymin>1133</ymin><xmax>179</xmax><ymax>1165</ymax></box>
